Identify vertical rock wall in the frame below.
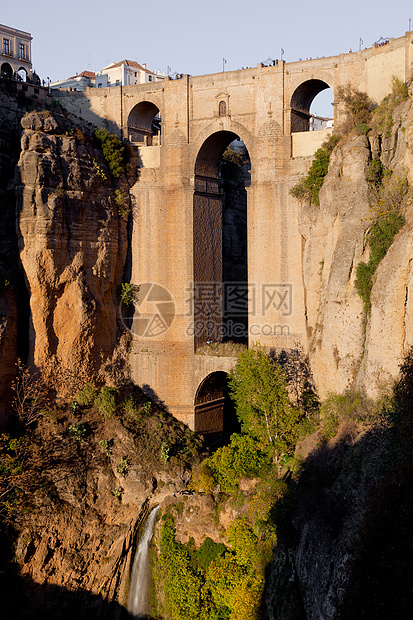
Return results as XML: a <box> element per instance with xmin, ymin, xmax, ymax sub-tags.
<box><xmin>301</xmin><ymin>92</ymin><xmax>413</xmax><ymax>398</ymax></box>
<box><xmin>15</xmin><ymin>109</ymin><xmax>130</xmax><ymax>396</ymax></box>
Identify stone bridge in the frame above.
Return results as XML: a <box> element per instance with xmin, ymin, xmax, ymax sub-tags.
<box><xmin>58</xmin><ymin>33</ymin><xmax>413</xmax><ymax>436</ymax></box>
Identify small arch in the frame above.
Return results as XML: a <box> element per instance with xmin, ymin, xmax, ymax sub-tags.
<box><xmin>127</xmin><ymin>101</ymin><xmax>161</xmax><ymax>145</ymax></box>
<box><xmin>17</xmin><ymin>68</ymin><xmax>28</xmax><ymax>82</ymax></box>
<box><xmin>219</xmin><ymin>100</ymin><xmax>227</xmax><ymax>117</ymax></box>
<box><xmin>1</xmin><ymin>63</ymin><xmax>13</xmax><ymax>80</ymax></box>
<box><xmin>290</xmin><ymin>79</ymin><xmax>333</xmax><ymax>132</ymax></box>
<box><xmin>194</xmin><ymin>371</ymin><xmax>239</xmax><ymax>443</ymax></box>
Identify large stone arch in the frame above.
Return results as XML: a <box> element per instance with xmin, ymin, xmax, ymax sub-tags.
<box><xmin>290</xmin><ymin>76</ymin><xmax>334</xmax><ymax>132</ymax></box>
<box><xmin>126</xmin><ymin>99</ymin><xmax>162</xmax><ymax>145</ymax></box>
<box><xmin>192</xmin><ymin>119</ymin><xmax>254</xmax><ymax>170</ymax></box>
<box><xmin>193</xmin><ymin>129</ymin><xmax>251</xmax><ymax>350</ymax></box>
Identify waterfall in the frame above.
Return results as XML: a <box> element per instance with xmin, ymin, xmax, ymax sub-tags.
<box><xmin>128</xmin><ymin>506</ymin><xmax>160</xmax><ymax>619</ymax></box>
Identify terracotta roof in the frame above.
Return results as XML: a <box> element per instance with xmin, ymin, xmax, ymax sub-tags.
<box><xmin>66</xmin><ymin>70</ymin><xmax>95</xmax><ymax>80</ymax></box>
<box><xmin>102</xmin><ymin>59</ymin><xmax>153</xmax><ymax>73</ymax></box>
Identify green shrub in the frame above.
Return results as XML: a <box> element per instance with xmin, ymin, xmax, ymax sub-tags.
<box><xmin>366</xmin><ymin>159</ymin><xmax>384</xmax><ymax>186</ymax></box>
<box><xmin>320</xmin><ymin>391</ymin><xmax>376</xmax><ymax>438</ymax></box>
<box><xmin>157</xmin><ymin>514</ymin><xmax>262</xmax><ymax>620</ymax></box>
<box><xmin>195</xmin><ymin>537</ymin><xmax>226</xmax><ymax>571</ymax></box>
<box><xmin>119</xmin><ymin>282</ymin><xmax>139</xmax><ymax>307</ymax></box>
<box><xmin>99</xmin><ymin>439</ymin><xmax>112</xmax><ymax>457</ymax></box>
<box><xmin>229</xmin><ymin>345</ymin><xmax>304</xmax><ymax>462</ymax></box>
<box><xmin>94</xmin><ymin>386</ymin><xmax>118</xmax><ymax>419</ymax></box>
<box><xmin>69</xmin><ymin>401</ymin><xmax>80</xmax><ymax>415</ymax></box>
<box><xmin>188</xmin><ymin>461</ymin><xmax>215</xmax><ymax>493</ymax></box>
<box><xmin>355</xmin><ymin>211</ymin><xmax>406</xmax><ymax>313</ymax></box>
<box><xmin>114</xmin><ymin>189</ymin><xmax>130</xmax><ymax>220</ymax></box>
<box><xmin>67</xmin><ymin>423</ymin><xmax>87</xmax><ymax>441</ymax></box>
<box><xmin>116</xmin><ymin>456</ymin><xmax>130</xmax><ymax>476</ymax></box>
<box><xmin>373</xmin><ymin>76</ymin><xmax>409</xmax><ymax>137</ymax></box>
<box><xmin>95</xmin><ymin>128</ymin><xmax>127</xmax><ymax>178</ymax></box>
<box><xmin>290</xmin><ymin>134</ymin><xmax>341</xmax><ymax>205</ymax></box>
<box><xmin>337</xmin><ymin>85</ymin><xmax>374</xmax><ymax>129</ymax></box>
<box><xmin>355</xmin><ymin>123</ymin><xmax>370</xmax><ymax>135</ymax></box>
<box><xmin>206</xmin><ymin>433</ymin><xmax>270</xmax><ymax>493</ymax></box>
<box><xmin>141</xmin><ymin>401</ymin><xmax>152</xmax><ymax>414</ymax></box>
<box><xmin>160</xmin><ymin>443</ymin><xmax>170</xmax><ymax>463</ymax></box>
<box><xmin>75</xmin><ymin>382</ymin><xmax>98</xmax><ymax>406</ymax></box>
<box><xmin>122</xmin><ymin>395</ymin><xmax>139</xmax><ymax>420</ymax></box>
<box><xmin>355</xmin><ymin>173</ymin><xmax>408</xmax><ymax>314</ymax></box>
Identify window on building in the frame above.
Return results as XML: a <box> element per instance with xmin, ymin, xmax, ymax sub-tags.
<box><xmin>148</xmin><ymin>75</ymin><xmax>152</xmax><ymax>81</ymax></box>
<box><xmin>19</xmin><ymin>43</ymin><xmax>25</xmax><ymax>59</ymax></box>
<box><xmin>3</xmin><ymin>39</ymin><xmax>10</xmax><ymax>55</ymax></box>
<box><xmin>219</xmin><ymin>100</ymin><xmax>227</xmax><ymax>117</ymax></box>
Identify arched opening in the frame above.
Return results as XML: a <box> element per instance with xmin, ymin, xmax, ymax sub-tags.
<box><xmin>194</xmin><ymin>371</ymin><xmax>239</xmax><ymax>443</ymax></box>
<box><xmin>291</xmin><ymin>79</ymin><xmax>333</xmax><ymax>132</ymax></box>
<box><xmin>193</xmin><ymin>132</ymin><xmax>250</xmax><ymax>351</ymax></box>
<box><xmin>1</xmin><ymin>63</ymin><xmax>13</xmax><ymax>80</ymax></box>
<box><xmin>127</xmin><ymin>101</ymin><xmax>161</xmax><ymax>145</ymax></box>
<box><xmin>17</xmin><ymin>67</ymin><xmax>28</xmax><ymax>82</ymax></box>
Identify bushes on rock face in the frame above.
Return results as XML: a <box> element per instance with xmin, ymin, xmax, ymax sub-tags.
<box><xmin>94</xmin><ymin>128</ymin><xmax>127</xmax><ymax>178</ymax></box>
<box><xmin>75</xmin><ymin>382</ymin><xmax>98</xmax><ymax>407</ymax></box>
<box><xmin>372</xmin><ymin>76</ymin><xmax>410</xmax><ymax>137</ymax></box>
<box><xmin>156</xmin><ymin>514</ymin><xmax>263</xmax><ymax>620</ymax></box>
<box><xmin>94</xmin><ymin>386</ymin><xmax>118</xmax><ymax>419</ymax></box>
<box><xmin>355</xmin><ymin>173</ymin><xmax>408</xmax><ymax>314</ymax></box>
<box><xmin>201</xmin><ymin>434</ymin><xmax>270</xmax><ymax>493</ymax></box>
<box><xmin>290</xmin><ymin>134</ymin><xmax>341</xmax><ymax>205</ymax></box>
<box><xmin>337</xmin><ymin>85</ymin><xmax>374</xmax><ymax>130</ymax></box>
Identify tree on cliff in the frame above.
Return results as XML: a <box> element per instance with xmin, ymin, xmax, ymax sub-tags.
<box><xmin>228</xmin><ymin>345</ymin><xmax>301</xmax><ymax>463</ymax></box>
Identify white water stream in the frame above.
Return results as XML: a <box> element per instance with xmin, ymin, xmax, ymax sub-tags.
<box><xmin>128</xmin><ymin>506</ymin><xmax>160</xmax><ymax>619</ymax></box>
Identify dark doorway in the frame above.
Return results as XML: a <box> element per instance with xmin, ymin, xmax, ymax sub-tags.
<box><xmin>193</xmin><ymin>132</ymin><xmax>250</xmax><ymax>351</ymax></box>
<box><xmin>194</xmin><ymin>371</ymin><xmax>240</xmax><ymax>445</ymax></box>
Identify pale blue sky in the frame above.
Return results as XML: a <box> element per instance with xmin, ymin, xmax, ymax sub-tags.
<box><xmin>2</xmin><ymin>0</ymin><xmax>413</xmax><ymax>116</ymax></box>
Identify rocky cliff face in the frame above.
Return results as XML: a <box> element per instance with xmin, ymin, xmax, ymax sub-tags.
<box><xmin>301</xmin><ymin>90</ymin><xmax>413</xmax><ymax>399</ymax></box>
<box><xmin>0</xmin><ymin>395</ymin><xmax>209</xmax><ymax>619</ymax></box>
<box><xmin>15</xmin><ymin>109</ymin><xmax>130</xmax><ymax>397</ymax></box>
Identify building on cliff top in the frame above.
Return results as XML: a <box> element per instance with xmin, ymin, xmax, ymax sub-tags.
<box><xmin>51</xmin><ymin>59</ymin><xmax>165</xmax><ymax>91</ymax></box>
<box><xmin>0</xmin><ymin>23</ymin><xmax>32</xmax><ymax>82</ymax></box>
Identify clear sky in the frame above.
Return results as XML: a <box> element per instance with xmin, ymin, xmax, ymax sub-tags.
<box><xmin>2</xmin><ymin>0</ymin><xmax>413</xmax><ymax>116</ymax></box>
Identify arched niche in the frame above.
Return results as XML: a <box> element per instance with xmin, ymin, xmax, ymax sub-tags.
<box><xmin>127</xmin><ymin>101</ymin><xmax>161</xmax><ymax>145</ymax></box>
<box><xmin>194</xmin><ymin>371</ymin><xmax>239</xmax><ymax>442</ymax></box>
<box><xmin>290</xmin><ymin>79</ymin><xmax>333</xmax><ymax>132</ymax></box>
<box><xmin>193</xmin><ymin>131</ymin><xmax>250</xmax><ymax>351</ymax></box>
<box><xmin>1</xmin><ymin>63</ymin><xmax>13</xmax><ymax>80</ymax></box>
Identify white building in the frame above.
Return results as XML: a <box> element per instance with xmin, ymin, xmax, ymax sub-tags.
<box><xmin>95</xmin><ymin>59</ymin><xmax>165</xmax><ymax>87</ymax></box>
<box><xmin>50</xmin><ymin>70</ymin><xmax>96</xmax><ymax>91</ymax></box>
<box><xmin>0</xmin><ymin>23</ymin><xmax>32</xmax><ymax>81</ymax></box>
<box><xmin>309</xmin><ymin>114</ymin><xmax>334</xmax><ymax>131</ymax></box>
<box><xmin>51</xmin><ymin>60</ymin><xmax>165</xmax><ymax>91</ymax></box>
